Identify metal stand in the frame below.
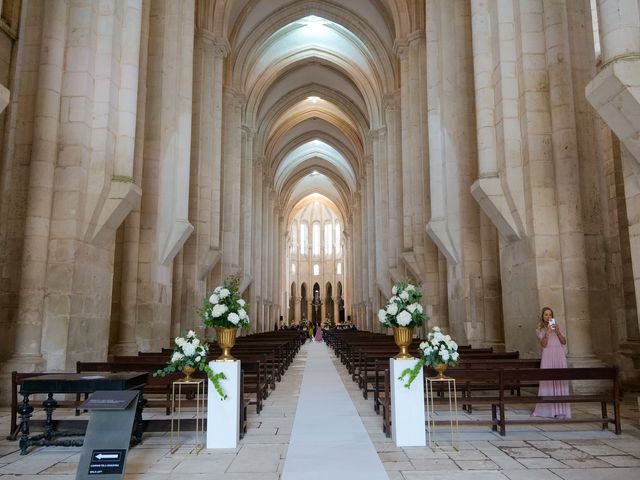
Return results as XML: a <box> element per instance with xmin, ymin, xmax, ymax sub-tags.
<box><xmin>171</xmin><ymin>379</ymin><xmax>204</xmax><ymax>454</ymax></box>
<box><xmin>425</xmin><ymin>376</ymin><xmax>459</xmax><ymax>449</ymax></box>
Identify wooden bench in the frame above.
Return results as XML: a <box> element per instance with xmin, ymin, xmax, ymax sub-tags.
<box><xmin>377</xmin><ymin>366</ymin><xmax>621</xmax><ymax>437</ymax></box>
<box><xmin>495</xmin><ymin>367</ymin><xmax>621</xmax><ymax>436</ymax></box>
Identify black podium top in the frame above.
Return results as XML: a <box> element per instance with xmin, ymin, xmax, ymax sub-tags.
<box><xmin>20</xmin><ymin>372</ymin><xmax>148</xmax><ymax>394</ymax></box>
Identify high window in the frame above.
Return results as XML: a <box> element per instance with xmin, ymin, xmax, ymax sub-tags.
<box><xmin>335</xmin><ymin>222</ymin><xmax>341</xmax><ymax>256</ymax></box>
<box><xmin>325</xmin><ymin>223</ymin><xmax>333</xmax><ymax>255</ymax></box>
<box><xmin>300</xmin><ymin>223</ymin><xmax>308</xmax><ymax>255</ymax></box>
<box><xmin>313</xmin><ymin>264</ymin><xmax>320</xmax><ymax>275</ymax></box>
<box><xmin>291</xmin><ymin>263</ymin><xmax>296</xmax><ymax>273</ymax></box>
<box><xmin>337</xmin><ymin>262</ymin><xmax>342</xmax><ymax>275</ymax></box>
<box><xmin>312</xmin><ymin>222</ymin><xmax>320</xmax><ymax>256</ymax></box>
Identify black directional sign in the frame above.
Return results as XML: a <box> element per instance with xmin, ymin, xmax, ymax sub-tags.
<box><xmin>88</xmin><ymin>449</ymin><xmax>126</xmax><ymax>475</ymax></box>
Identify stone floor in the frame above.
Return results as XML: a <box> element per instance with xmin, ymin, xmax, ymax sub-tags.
<box><xmin>1</xmin><ymin>342</ymin><xmax>639</xmax><ymax>480</ymax></box>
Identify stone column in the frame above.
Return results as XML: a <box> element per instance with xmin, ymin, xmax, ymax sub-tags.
<box><xmin>10</xmin><ymin>0</ymin><xmax>67</xmax><ymax>370</ymax></box>
<box><xmin>136</xmin><ymin>0</ymin><xmax>195</xmax><ymax>351</ymax></box>
<box><xmin>587</xmin><ymin>0</ymin><xmax>640</xmax><ymax>344</ymax></box>
<box><xmin>398</xmin><ymin>31</ymin><xmax>443</xmax><ymax>329</ymax></box>
<box><xmin>251</xmin><ymin>157</ymin><xmax>264</xmax><ymax>329</ymax></box>
<box><xmin>175</xmin><ymin>29</ymin><xmax>228</xmax><ymax>335</ymax></box>
<box><xmin>543</xmin><ymin>0</ymin><xmax>597</xmax><ymax>365</ymax></box>
<box><xmin>221</xmin><ymin>89</ymin><xmax>243</xmax><ymax>275</ymax></box>
<box><xmin>113</xmin><ymin>0</ymin><xmax>150</xmax><ymax>355</ymax></box>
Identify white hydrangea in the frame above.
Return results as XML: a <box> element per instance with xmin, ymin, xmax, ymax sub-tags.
<box><xmin>171</xmin><ymin>352</ymin><xmax>184</xmax><ymax>363</ymax></box>
<box><xmin>391</xmin><ymin>285</ymin><xmax>398</xmax><ymax>295</ymax></box>
<box><xmin>399</xmin><ymin>291</ymin><xmax>409</xmax><ymax>301</ymax></box>
<box><xmin>219</xmin><ymin>288</ymin><xmax>230</xmax><ymax>299</ymax></box>
<box><xmin>397</xmin><ymin>310</ymin><xmax>412</xmax><ymax>326</ymax></box>
<box><xmin>238</xmin><ymin>308</ymin><xmax>247</xmax><ymax>320</ymax></box>
<box><xmin>183</xmin><ymin>343</ymin><xmax>196</xmax><ymax>356</ymax></box>
<box><xmin>209</xmin><ymin>293</ymin><xmax>219</xmax><ymax>304</ymax></box>
<box><xmin>386</xmin><ymin>303</ymin><xmax>398</xmax><ymax>315</ymax></box>
<box><xmin>192</xmin><ymin>337</ymin><xmax>200</xmax><ymax>347</ymax></box>
<box><xmin>378</xmin><ymin>309</ymin><xmax>387</xmax><ymax>323</ymax></box>
<box><xmin>238</xmin><ymin>299</ymin><xmax>246</xmax><ymax>306</ymax></box>
<box><xmin>407</xmin><ymin>303</ymin><xmax>419</xmax><ymax>313</ymax></box>
<box><xmin>227</xmin><ymin>312</ymin><xmax>240</xmax><ymax>325</ymax></box>
<box><xmin>186</xmin><ymin>330</ymin><xmax>196</xmax><ymax>338</ymax></box>
<box><xmin>211</xmin><ymin>304</ymin><xmax>228</xmax><ymax>318</ymax></box>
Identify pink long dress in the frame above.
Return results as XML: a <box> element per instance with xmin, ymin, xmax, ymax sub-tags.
<box><xmin>532</xmin><ymin>328</ymin><xmax>571</xmax><ymax>418</ymax></box>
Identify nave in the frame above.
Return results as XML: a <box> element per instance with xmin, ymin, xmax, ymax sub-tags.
<box><xmin>1</xmin><ymin>342</ymin><xmax>640</xmax><ymax>480</ymax></box>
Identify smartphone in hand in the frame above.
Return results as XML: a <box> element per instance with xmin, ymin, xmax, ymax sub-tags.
<box><xmin>549</xmin><ymin>318</ymin><xmax>556</xmax><ymax>329</ymax></box>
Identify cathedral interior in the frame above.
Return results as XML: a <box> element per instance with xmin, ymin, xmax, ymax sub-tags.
<box><xmin>0</xmin><ymin>0</ymin><xmax>639</xmax><ymax>406</ymax></box>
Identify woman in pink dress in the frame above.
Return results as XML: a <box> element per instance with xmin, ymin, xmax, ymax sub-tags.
<box><xmin>532</xmin><ymin>307</ymin><xmax>571</xmax><ymax>419</ymax></box>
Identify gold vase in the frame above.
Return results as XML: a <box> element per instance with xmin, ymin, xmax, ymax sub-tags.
<box><xmin>215</xmin><ymin>327</ymin><xmax>238</xmax><ymax>361</ymax></box>
<box><xmin>434</xmin><ymin>363</ymin><xmax>448</xmax><ymax>379</ymax></box>
<box><xmin>182</xmin><ymin>366</ymin><xmax>196</xmax><ymax>381</ymax></box>
<box><xmin>393</xmin><ymin>326</ymin><xmax>414</xmax><ymax>359</ymax></box>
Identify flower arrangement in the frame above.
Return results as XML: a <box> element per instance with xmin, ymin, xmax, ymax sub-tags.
<box><xmin>153</xmin><ymin>330</ymin><xmax>227</xmax><ymax>399</ymax></box>
<box><xmin>377</xmin><ymin>280</ymin><xmax>428</xmax><ymax>328</ymax></box>
<box><xmin>399</xmin><ymin>326</ymin><xmax>460</xmax><ymax>387</ymax></box>
<box><xmin>201</xmin><ymin>276</ymin><xmax>250</xmax><ymax>329</ymax></box>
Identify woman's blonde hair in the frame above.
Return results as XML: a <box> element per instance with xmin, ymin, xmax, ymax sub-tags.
<box><xmin>538</xmin><ymin>306</ymin><xmax>554</xmax><ymax>330</ymax></box>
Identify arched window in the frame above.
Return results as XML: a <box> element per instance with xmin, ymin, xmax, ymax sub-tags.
<box><xmin>300</xmin><ymin>223</ymin><xmax>307</xmax><ymax>255</ymax></box>
<box><xmin>325</xmin><ymin>222</ymin><xmax>332</xmax><ymax>255</ymax></box>
<box><xmin>312</xmin><ymin>222</ymin><xmax>320</xmax><ymax>256</ymax></box>
<box><xmin>291</xmin><ymin>222</ymin><xmax>297</xmax><ymax>253</ymax></box>
<box><xmin>336</xmin><ymin>262</ymin><xmax>342</xmax><ymax>275</ymax></box>
<box><xmin>313</xmin><ymin>264</ymin><xmax>320</xmax><ymax>276</ymax></box>
<box><xmin>335</xmin><ymin>222</ymin><xmax>341</xmax><ymax>256</ymax></box>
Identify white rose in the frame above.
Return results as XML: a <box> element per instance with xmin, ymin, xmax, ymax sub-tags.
<box><xmin>209</xmin><ymin>293</ymin><xmax>219</xmax><ymax>304</ymax></box>
<box><xmin>211</xmin><ymin>304</ymin><xmax>228</xmax><ymax>318</ymax></box>
<box><xmin>392</xmin><ymin>285</ymin><xmax>398</xmax><ymax>295</ymax></box>
<box><xmin>386</xmin><ymin>303</ymin><xmax>398</xmax><ymax>316</ymax></box>
<box><xmin>238</xmin><ymin>299</ymin><xmax>246</xmax><ymax>306</ymax></box>
<box><xmin>378</xmin><ymin>309</ymin><xmax>387</xmax><ymax>323</ymax></box>
<box><xmin>399</xmin><ymin>291</ymin><xmax>409</xmax><ymax>301</ymax></box>
<box><xmin>238</xmin><ymin>308</ymin><xmax>247</xmax><ymax>320</ymax></box>
<box><xmin>397</xmin><ymin>310</ymin><xmax>412</xmax><ymax>326</ymax></box>
<box><xmin>228</xmin><ymin>312</ymin><xmax>240</xmax><ymax>325</ymax></box>
<box><xmin>195</xmin><ymin>356</ymin><xmax>201</xmax><ymax>362</ymax></box>
<box><xmin>219</xmin><ymin>288</ymin><xmax>230</xmax><ymax>299</ymax></box>
<box><xmin>186</xmin><ymin>330</ymin><xmax>196</xmax><ymax>338</ymax></box>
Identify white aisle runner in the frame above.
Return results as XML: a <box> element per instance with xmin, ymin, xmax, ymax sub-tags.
<box><xmin>281</xmin><ymin>342</ymin><xmax>389</xmax><ymax>480</ymax></box>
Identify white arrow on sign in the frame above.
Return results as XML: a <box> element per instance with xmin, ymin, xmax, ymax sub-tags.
<box><xmin>95</xmin><ymin>453</ymin><xmax>120</xmax><ymax>460</ymax></box>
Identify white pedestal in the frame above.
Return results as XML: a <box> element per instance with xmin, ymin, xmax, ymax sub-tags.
<box><xmin>206</xmin><ymin>360</ymin><xmax>240</xmax><ymax>449</ymax></box>
<box><xmin>390</xmin><ymin>358</ymin><xmax>426</xmax><ymax>447</ymax></box>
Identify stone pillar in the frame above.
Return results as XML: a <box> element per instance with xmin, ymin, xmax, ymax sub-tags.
<box><xmin>543</xmin><ymin>0</ymin><xmax>597</xmax><ymax>365</ymax></box>
<box><xmin>10</xmin><ymin>0</ymin><xmax>67</xmax><ymax>370</ymax></box>
<box><xmin>221</xmin><ymin>89</ymin><xmax>243</xmax><ymax>275</ymax></box>
<box><xmin>251</xmin><ymin>157</ymin><xmax>264</xmax><ymax>330</ymax></box>
<box><xmin>113</xmin><ymin>0</ymin><xmax>150</xmax><ymax>355</ymax></box>
<box><xmin>136</xmin><ymin>0</ymin><xmax>195</xmax><ymax>351</ymax></box>
<box><xmin>426</xmin><ymin>0</ymin><xmax>488</xmax><ymax>346</ymax></box>
<box><xmin>397</xmin><ymin>31</ymin><xmax>444</xmax><ymax>331</ymax></box>
<box><xmin>175</xmin><ymin>29</ymin><xmax>227</xmax><ymax>335</ymax></box>
<box><xmin>587</xmin><ymin>0</ymin><xmax>640</xmax><ymax>345</ymax></box>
